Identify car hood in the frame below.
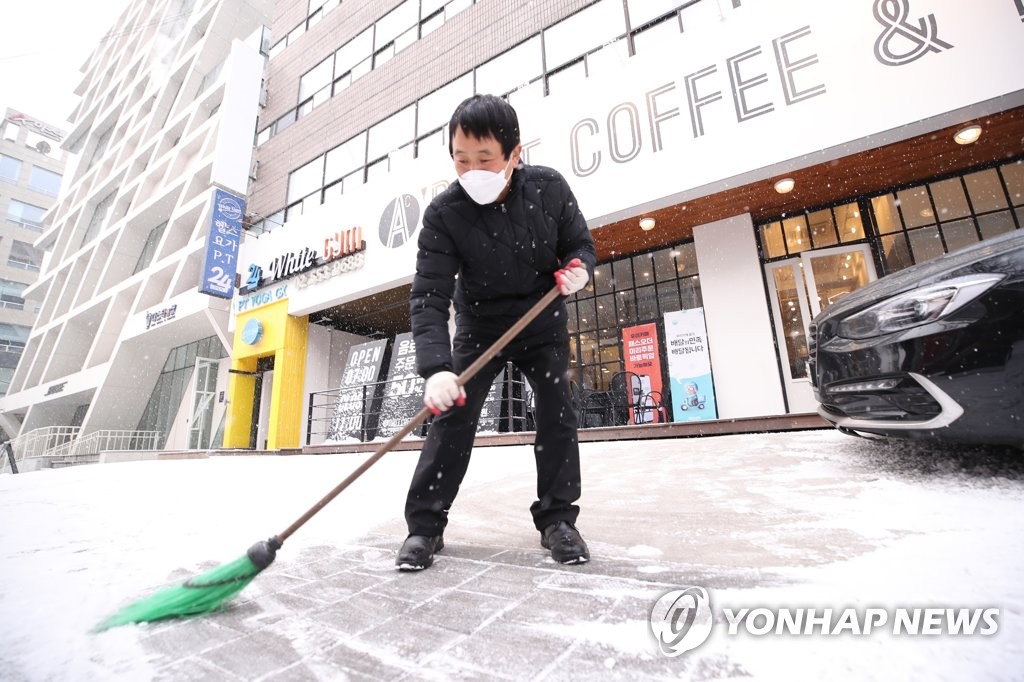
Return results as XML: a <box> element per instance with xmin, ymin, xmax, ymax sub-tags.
<box><xmin>815</xmin><ymin>229</ymin><xmax>1024</xmax><ymax>323</ymax></box>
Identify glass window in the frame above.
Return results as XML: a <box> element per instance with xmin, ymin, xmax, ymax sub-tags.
<box><xmin>632</xmin><ymin>14</ymin><xmax>682</xmax><ymax>55</ymax></box>
<box><xmin>593</xmin><ymin>263</ymin><xmax>612</xmax><ymax>295</ymax></box>
<box><xmin>375</xmin><ymin>0</ymin><xmax>417</xmax><ymax>51</ymax></box>
<box><xmin>6</xmin><ymin>199</ymin><xmax>46</xmax><ymax>230</ymax></box>
<box><xmin>1001</xmin><ymin>160</ymin><xmax>1023</xmax><ymax>206</ymax></box>
<box><xmin>759</xmin><ymin>221</ymin><xmax>786</xmax><ymax>258</ymax></box>
<box><xmin>616</xmin><ymin>289</ymin><xmax>638</xmax><ymax>325</ymax></box>
<box><xmin>325</xmin><ymin>132</ymin><xmax>366</xmax><ymax>184</ymax></box>
<box><xmin>287</xmin><ymin>155</ymin><xmax>324</xmax><ymax>204</ymax></box>
<box><xmin>418</xmin><ymin>74</ymin><xmax>472</xmax><ymax>135</ymax></box>
<box><xmin>965</xmin><ymin>168</ymin><xmax>1008</xmax><ymax>213</ymax></box>
<box><xmin>134</xmin><ymin>221</ymin><xmax>168</xmax><ymax>274</ymax></box>
<box><xmin>365</xmin><ymin>157</ymin><xmax>389</xmax><ymax>183</ymax></box>
<box><xmin>544</xmin><ymin>0</ymin><xmax>625</xmax><ymax>70</ymax></box>
<box><xmin>835</xmin><ymin>203</ymin><xmax>866</xmax><ymax>242</ymax></box>
<box><xmin>596</xmin><ymin>294</ymin><xmax>616</xmax><ymax>328</ymax></box>
<box><xmin>808</xmin><ymin>208</ymin><xmax>837</xmax><ymax>247</ymax></box>
<box><xmin>299</xmin><ymin>57</ymin><xmax>333</xmax><ymax>102</ymax></box>
<box><xmin>782</xmin><ymin>215</ymin><xmax>809</xmax><ymax>254</ymax></box>
<box><xmin>612</xmin><ymin>258</ymin><xmax>633</xmax><ymax>290</ymax></box>
<box><xmin>565</xmin><ymin>301</ymin><xmax>578</xmax><ymax>333</ymax></box>
<box><xmin>546</xmin><ymin>59</ymin><xmax>586</xmax><ymax>97</ymax></box>
<box><xmin>871</xmin><ymin>194</ymin><xmax>901</xmax><ymax>235</ymax></box>
<box><xmin>367</xmin><ymin>106</ymin><xmax>415</xmax><ymax>161</ymax></box>
<box><xmin>336</xmin><ymin>28</ymin><xmax>373</xmax><ymax>75</ymax></box>
<box><xmin>0</xmin><ymin>323</ymin><xmax>30</xmax><ymax>345</ymax></box>
<box><xmin>652</xmin><ymin>247</ymin><xmax>675</xmax><ymax>281</ymax></box>
<box><xmin>8</xmin><ymin>240</ymin><xmax>43</xmax><ymax>271</ymax></box>
<box><xmin>83</xmin><ymin>192</ymin><xmax>116</xmax><ymax>245</ymax></box>
<box><xmin>416</xmin><ymin>128</ymin><xmax>447</xmax><ymax>161</ymax></box>
<box><xmin>657</xmin><ymin>281</ymin><xmax>681</xmax><ymax>314</ymax></box>
<box><xmin>636</xmin><ymin>284</ymin><xmax>658</xmax><ymax>320</ymax></box>
<box><xmin>940</xmin><ymin>218</ymin><xmax>978</xmax><ymax>254</ymax></box>
<box><xmin>446</xmin><ymin>0</ymin><xmax>473</xmax><ymax>20</ymax></box>
<box><xmin>421</xmin><ymin>10</ymin><xmax>444</xmax><ymax>37</ymax></box>
<box><xmin>930</xmin><ymin>177</ymin><xmax>970</xmax><ymax>221</ymax></box>
<box><xmin>632</xmin><ymin>252</ymin><xmax>654</xmax><ymax>285</ymax></box>
<box><xmin>907</xmin><ymin>226</ymin><xmax>944</xmax><ymax>263</ymax></box>
<box><xmin>476</xmin><ymin>36</ymin><xmax>542</xmax><ymax>96</ymax></box>
<box><xmin>577</xmin><ymin>298</ymin><xmax>597</xmax><ymax>332</ymax></box>
<box><xmin>673</xmin><ymin>242</ymin><xmax>698</xmax><ymax>276</ymax></box>
<box><xmin>977</xmin><ymin>211</ymin><xmax>1016</xmax><ymax>240</ymax></box>
<box><xmin>585</xmin><ymin>40</ymin><xmax>629</xmax><ymax>80</ymax></box>
<box><xmin>28</xmin><ymin>166</ymin><xmax>62</xmax><ymax>196</ymax></box>
<box><xmin>627</xmin><ymin>0</ymin><xmax>685</xmax><ymax>28</ymax></box>
<box><xmin>0</xmin><ymin>154</ymin><xmax>22</xmax><ymax>183</ymax></box>
<box><xmin>680</xmin><ymin>276</ymin><xmax>703</xmax><ymax>309</ymax></box>
<box><xmin>0</xmin><ymin>279</ymin><xmax>27</xmax><ymax>310</ymax></box>
<box><xmin>896</xmin><ymin>186</ymin><xmax>933</xmax><ymax>228</ymax></box>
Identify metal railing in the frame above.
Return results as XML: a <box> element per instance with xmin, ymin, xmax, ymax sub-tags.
<box><xmin>1</xmin><ymin>426</ymin><xmax>162</xmax><ymax>473</ymax></box>
<box><xmin>307</xmin><ymin>363</ymin><xmax>532</xmax><ymax>445</ymax></box>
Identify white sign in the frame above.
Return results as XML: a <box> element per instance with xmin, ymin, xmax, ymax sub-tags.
<box><xmin>665</xmin><ymin>308</ymin><xmax>717</xmax><ymax>422</ymax></box>
<box><xmin>517</xmin><ymin>0</ymin><xmax>1024</xmax><ymax>221</ymax></box>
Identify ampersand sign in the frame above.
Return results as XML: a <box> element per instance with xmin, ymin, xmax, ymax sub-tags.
<box><xmin>873</xmin><ymin>0</ymin><xmax>953</xmax><ymax>67</ymax></box>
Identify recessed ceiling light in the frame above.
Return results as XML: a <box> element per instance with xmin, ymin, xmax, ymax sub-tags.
<box><xmin>639</xmin><ymin>217</ymin><xmax>656</xmax><ymax>231</ymax></box>
<box><xmin>954</xmin><ymin>124</ymin><xmax>982</xmax><ymax>145</ymax></box>
<box><xmin>774</xmin><ymin>178</ymin><xmax>795</xmax><ymax>194</ymax></box>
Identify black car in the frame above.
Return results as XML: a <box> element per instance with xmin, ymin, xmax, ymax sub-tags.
<box><xmin>810</xmin><ymin>228</ymin><xmax>1024</xmax><ymax>447</ymax></box>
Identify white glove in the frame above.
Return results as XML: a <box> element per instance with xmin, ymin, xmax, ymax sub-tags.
<box><xmin>424</xmin><ymin>371</ymin><xmax>466</xmax><ymax>414</ymax></box>
<box><xmin>555</xmin><ymin>258</ymin><xmax>588</xmax><ymax>295</ymax></box>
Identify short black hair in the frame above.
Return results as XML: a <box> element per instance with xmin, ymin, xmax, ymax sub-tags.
<box><xmin>448</xmin><ymin>94</ymin><xmax>520</xmax><ymax>159</ymax></box>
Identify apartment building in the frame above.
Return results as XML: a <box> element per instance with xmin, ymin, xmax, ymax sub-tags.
<box><xmin>0</xmin><ymin>0</ymin><xmax>273</xmax><ymax>461</ymax></box>
<box><xmin>0</xmin><ymin>110</ymin><xmax>68</xmax><ymax>414</ymax></box>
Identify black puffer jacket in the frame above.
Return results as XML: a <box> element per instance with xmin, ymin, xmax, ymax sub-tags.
<box><xmin>411</xmin><ymin>163</ymin><xmax>596</xmax><ymax>379</ymax></box>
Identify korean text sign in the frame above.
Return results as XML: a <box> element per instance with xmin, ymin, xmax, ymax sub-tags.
<box><xmin>200</xmin><ymin>188</ymin><xmax>244</xmax><ymax>298</ymax></box>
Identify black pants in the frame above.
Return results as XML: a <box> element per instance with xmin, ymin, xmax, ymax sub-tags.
<box><xmin>404</xmin><ymin>323</ymin><xmax>581</xmax><ymax>536</ymax></box>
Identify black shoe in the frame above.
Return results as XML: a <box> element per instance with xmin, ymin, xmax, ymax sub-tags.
<box><xmin>396</xmin><ymin>534</ymin><xmax>444</xmax><ymax>571</ymax></box>
<box><xmin>541</xmin><ymin>521</ymin><xmax>590</xmax><ymax>565</ymax></box>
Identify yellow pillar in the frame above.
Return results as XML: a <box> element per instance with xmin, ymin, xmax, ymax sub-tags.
<box><xmin>267</xmin><ymin>312</ymin><xmax>308</xmax><ymax>449</ymax></box>
<box><xmin>223</xmin><ymin>356</ymin><xmax>257</xmax><ymax>448</ymax></box>
<box><xmin>223</xmin><ymin>299</ymin><xmax>308</xmax><ymax>450</ymax></box>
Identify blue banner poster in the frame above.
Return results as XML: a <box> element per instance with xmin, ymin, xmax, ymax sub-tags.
<box><xmin>664</xmin><ymin>308</ymin><xmax>718</xmax><ymax>422</ymax></box>
<box><xmin>199</xmin><ymin>188</ymin><xmax>244</xmax><ymax>298</ymax></box>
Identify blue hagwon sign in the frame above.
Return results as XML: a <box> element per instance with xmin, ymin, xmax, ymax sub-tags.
<box><xmin>199</xmin><ymin>188</ymin><xmax>245</xmax><ymax>298</ymax></box>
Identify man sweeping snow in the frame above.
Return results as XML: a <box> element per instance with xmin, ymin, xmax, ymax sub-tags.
<box><xmin>398</xmin><ymin>94</ymin><xmax>596</xmax><ymax>570</ymax></box>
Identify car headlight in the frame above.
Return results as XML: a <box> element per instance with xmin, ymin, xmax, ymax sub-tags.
<box><xmin>836</xmin><ymin>273</ymin><xmax>1004</xmax><ymax>340</ymax></box>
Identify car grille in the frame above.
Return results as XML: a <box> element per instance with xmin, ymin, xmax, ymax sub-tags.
<box><xmin>823</xmin><ymin>378</ymin><xmax>942</xmax><ymax>422</ymax></box>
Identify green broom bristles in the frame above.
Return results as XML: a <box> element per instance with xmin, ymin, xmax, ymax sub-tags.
<box><xmin>94</xmin><ymin>538</ymin><xmax>280</xmax><ymax>632</ymax></box>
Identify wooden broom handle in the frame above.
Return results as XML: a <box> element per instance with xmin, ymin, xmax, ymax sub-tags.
<box><xmin>277</xmin><ymin>285</ymin><xmax>563</xmax><ymax>543</ymax></box>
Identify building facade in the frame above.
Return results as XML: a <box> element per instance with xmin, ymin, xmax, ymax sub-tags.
<box><xmin>0</xmin><ymin>110</ymin><xmax>68</xmax><ymax>414</ymax></box>
<box><xmin>0</xmin><ymin>0</ymin><xmax>273</xmax><ymax>456</ymax></box>
<box><xmin>231</xmin><ymin>0</ymin><xmax>1023</xmax><ymax>451</ymax></box>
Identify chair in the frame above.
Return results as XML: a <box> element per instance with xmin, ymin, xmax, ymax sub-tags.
<box><xmin>639</xmin><ymin>391</ymin><xmax>667</xmax><ymax>424</ymax></box>
<box><xmin>578</xmin><ymin>387</ymin><xmax>613</xmax><ymax>428</ymax></box>
<box><xmin>608</xmin><ymin>372</ymin><xmax>643</xmax><ymax>426</ymax></box>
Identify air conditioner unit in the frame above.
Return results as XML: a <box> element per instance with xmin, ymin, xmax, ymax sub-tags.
<box><xmin>258</xmin><ymin>87</ymin><xmax>268</xmax><ymax>108</ymax></box>
<box><xmin>249</xmin><ymin>159</ymin><xmax>259</xmax><ymax>181</ymax></box>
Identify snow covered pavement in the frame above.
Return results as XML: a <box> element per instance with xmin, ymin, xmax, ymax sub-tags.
<box><xmin>1</xmin><ymin>430</ymin><xmax>1022</xmax><ymax>680</ymax></box>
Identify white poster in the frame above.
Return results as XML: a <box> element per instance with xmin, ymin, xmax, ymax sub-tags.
<box><xmin>665</xmin><ymin>308</ymin><xmax>718</xmax><ymax>422</ymax></box>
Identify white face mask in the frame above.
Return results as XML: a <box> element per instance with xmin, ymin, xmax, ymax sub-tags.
<box><xmin>458</xmin><ymin>157</ymin><xmax>513</xmax><ymax>205</ymax></box>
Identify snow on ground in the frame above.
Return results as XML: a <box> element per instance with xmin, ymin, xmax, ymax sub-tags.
<box><xmin>1</xmin><ymin>430</ymin><xmax>1022</xmax><ymax>681</ymax></box>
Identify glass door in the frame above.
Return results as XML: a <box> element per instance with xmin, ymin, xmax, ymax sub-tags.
<box><xmin>188</xmin><ymin>358</ymin><xmax>219</xmax><ymax>449</ymax></box>
<box><xmin>765</xmin><ymin>244</ymin><xmax>877</xmax><ymax>412</ymax></box>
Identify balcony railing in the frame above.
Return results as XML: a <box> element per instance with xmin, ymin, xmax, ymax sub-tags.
<box><xmin>1</xmin><ymin>426</ymin><xmax>162</xmax><ymax>473</ymax></box>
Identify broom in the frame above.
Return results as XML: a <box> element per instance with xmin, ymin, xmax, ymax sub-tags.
<box><xmin>95</xmin><ymin>283</ymin><xmax>564</xmax><ymax>631</ymax></box>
